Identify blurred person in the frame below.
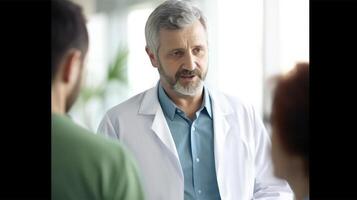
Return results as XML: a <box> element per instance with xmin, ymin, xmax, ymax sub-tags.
<box><xmin>51</xmin><ymin>0</ymin><xmax>144</xmax><ymax>199</ymax></box>
<box><xmin>98</xmin><ymin>0</ymin><xmax>293</xmax><ymax>199</ymax></box>
<box><xmin>271</xmin><ymin>63</ymin><xmax>309</xmax><ymax>200</ymax></box>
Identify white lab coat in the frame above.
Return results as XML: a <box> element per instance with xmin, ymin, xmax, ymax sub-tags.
<box><xmin>98</xmin><ymin>84</ymin><xmax>293</xmax><ymax>200</ymax></box>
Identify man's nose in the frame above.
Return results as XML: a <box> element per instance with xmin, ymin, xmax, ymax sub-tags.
<box><xmin>182</xmin><ymin>52</ymin><xmax>196</xmax><ymax>71</ymax></box>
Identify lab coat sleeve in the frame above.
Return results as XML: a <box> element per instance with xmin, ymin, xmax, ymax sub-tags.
<box><xmin>250</xmin><ymin>106</ymin><xmax>293</xmax><ymax>200</ymax></box>
<box><xmin>97</xmin><ymin>113</ymin><xmax>120</xmax><ymax>140</ymax></box>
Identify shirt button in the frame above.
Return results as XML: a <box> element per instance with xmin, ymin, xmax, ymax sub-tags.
<box><xmin>196</xmin><ymin>158</ymin><xmax>200</xmax><ymax>162</ymax></box>
<box><xmin>192</xmin><ymin>126</ymin><xmax>196</xmax><ymax>131</ymax></box>
<box><xmin>198</xmin><ymin>190</ymin><xmax>202</xmax><ymax>194</ymax></box>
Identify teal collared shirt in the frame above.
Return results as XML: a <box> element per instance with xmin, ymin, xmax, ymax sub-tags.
<box><xmin>158</xmin><ymin>84</ymin><xmax>221</xmax><ymax>200</ymax></box>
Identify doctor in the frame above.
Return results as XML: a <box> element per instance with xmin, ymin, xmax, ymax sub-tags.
<box><xmin>98</xmin><ymin>0</ymin><xmax>293</xmax><ymax>199</ymax></box>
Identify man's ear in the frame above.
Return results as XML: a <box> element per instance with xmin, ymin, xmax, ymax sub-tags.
<box><xmin>62</xmin><ymin>49</ymin><xmax>82</xmax><ymax>84</ymax></box>
<box><xmin>145</xmin><ymin>47</ymin><xmax>159</xmax><ymax>68</ymax></box>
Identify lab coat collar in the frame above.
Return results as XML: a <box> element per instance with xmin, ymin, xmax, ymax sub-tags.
<box><xmin>207</xmin><ymin>86</ymin><xmax>234</xmax><ymax>116</ymax></box>
<box><xmin>138</xmin><ymin>84</ymin><xmax>160</xmax><ymax>115</ymax></box>
<box><xmin>138</xmin><ymin>83</ymin><xmax>234</xmax><ymax>145</ymax></box>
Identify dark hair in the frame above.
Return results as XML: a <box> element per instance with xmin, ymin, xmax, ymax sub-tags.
<box><xmin>51</xmin><ymin>0</ymin><xmax>89</xmax><ymax>82</ymax></box>
<box><xmin>271</xmin><ymin>63</ymin><xmax>309</xmax><ymax>172</ymax></box>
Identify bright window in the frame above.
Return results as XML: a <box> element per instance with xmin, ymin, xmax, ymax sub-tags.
<box><xmin>127</xmin><ymin>8</ymin><xmax>159</xmax><ymax>97</ymax></box>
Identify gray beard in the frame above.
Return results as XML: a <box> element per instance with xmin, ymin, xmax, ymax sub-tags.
<box><xmin>173</xmin><ymin>79</ymin><xmax>204</xmax><ymax>96</ymax></box>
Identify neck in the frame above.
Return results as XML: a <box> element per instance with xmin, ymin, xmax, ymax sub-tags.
<box><xmin>288</xmin><ymin>173</ymin><xmax>309</xmax><ymax>200</ymax></box>
<box><xmin>51</xmin><ymin>84</ymin><xmax>66</xmax><ymax>115</ymax></box>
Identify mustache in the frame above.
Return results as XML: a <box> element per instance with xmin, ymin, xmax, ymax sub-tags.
<box><xmin>175</xmin><ymin>68</ymin><xmax>202</xmax><ymax>78</ymax></box>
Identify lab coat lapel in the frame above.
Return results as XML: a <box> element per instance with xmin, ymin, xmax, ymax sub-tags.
<box><xmin>212</xmin><ymin>107</ymin><xmax>230</xmax><ymax>172</ymax></box>
<box><xmin>151</xmin><ymin>108</ymin><xmax>180</xmax><ymax>160</ymax></box>
<box><xmin>210</xmin><ymin>88</ymin><xmax>233</xmax><ymax>197</ymax></box>
<box><xmin>138</xmin><ymin>85</ymin><xmax>180</xmax><ymax>161</ymax></box>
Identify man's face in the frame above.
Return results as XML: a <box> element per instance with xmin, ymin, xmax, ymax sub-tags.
<box><xmin>156</xmin><ymin>20</ymin><xmax>208</xmax><ymax>96</ymax></box>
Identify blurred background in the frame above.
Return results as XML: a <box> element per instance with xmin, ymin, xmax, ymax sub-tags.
<box><xmin>68</xmin><ymin>0</ymin><xmax>309</xmax><ymax>133</ymax></box>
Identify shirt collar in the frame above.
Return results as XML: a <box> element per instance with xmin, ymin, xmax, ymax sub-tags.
<box><xmin>158</xmin><ymin>83</ymin><xmax>212</xmax><ymax>120</ymax></box>
<box><xmin>202</xmin><ymin>86</ymin><xmax>212</xmax><ymax>118</ymax></box>
<box><xmin>158</xmin><ymin>84</ymin><xmax>177</xmax><ymax>120</ymax></box>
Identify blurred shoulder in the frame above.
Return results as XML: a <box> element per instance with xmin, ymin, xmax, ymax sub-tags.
<box><xmin>52</xmin><ymin>113</ymin><xmax>128</xmax><ymax>160</ymax></box>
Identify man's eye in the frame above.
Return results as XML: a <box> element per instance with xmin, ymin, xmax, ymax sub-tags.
<box><xmin>171</xmin><ymin>51</ymin><xmax>183</xmax><ymax>57</ymax></box>
<box><xmin>193</xmin><ymin>48</ymin><xmax>203</xmax><ymax>55</ymax></box>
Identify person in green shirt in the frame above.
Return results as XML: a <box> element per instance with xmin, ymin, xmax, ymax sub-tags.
<box><xmin>51</xmin><ymin>0</ymin><xmax>144</xmax><ymax>199</ymax></box>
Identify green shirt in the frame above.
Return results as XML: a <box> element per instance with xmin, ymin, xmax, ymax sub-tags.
<box><xmin>52</xmin><ymin>113</ymin><xmax>144</xmax><ymax>200</ymax></box>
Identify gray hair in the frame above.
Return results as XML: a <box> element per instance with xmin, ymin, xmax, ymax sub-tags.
<box><xmin>145</xmin><ymin>0</ymin><xmax>207</xmax><ymax>56</ymax></box>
